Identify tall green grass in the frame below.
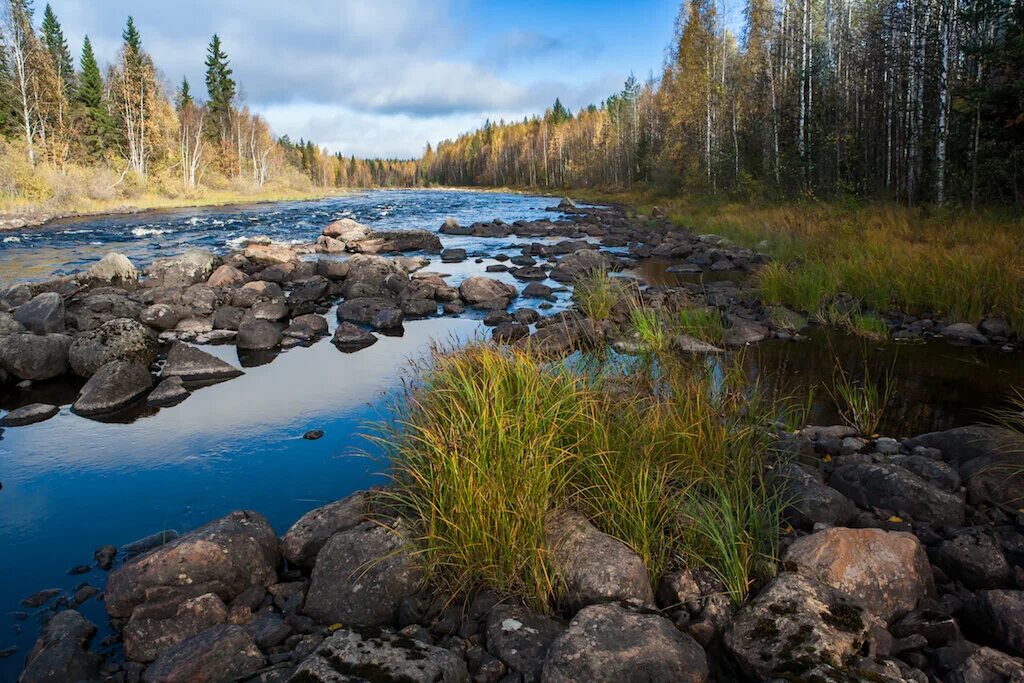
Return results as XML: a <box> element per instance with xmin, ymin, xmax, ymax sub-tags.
<box><xmin>677</xmin><ymin>307</ymin><xmax>726</xmax><ymax>345</ymax></box>
<box><xmin>375</xmin><ymin>342</ymin><xmax>786</xmax><ymax>611</ymax></box>
<box><xmin>572</xmin><ymin>268</ymin><xmax>627</xmax><ymax>321</ymax></box>
<box><xmin>828</xmin><ymin>355</ymin><xmax>894</xmax><ymax>435</ymax></box>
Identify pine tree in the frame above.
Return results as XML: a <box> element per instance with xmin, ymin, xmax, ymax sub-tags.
<box><xmin>75</xmin><ymin>35</ymin><xmax>102</xmax><ymax>108</ymax></box>
<box><xmin>548</xmin><ymin>98</ymin><xmax>572</xmax><ymax>125</ymax></box>
<box><xmin>204</xmin><ymin>34</ymin><xmax>235</xmax><ymax>140</ymax></box>
<box><xmin>0</xmin><ymin>28</ymin><xmax>15</xmax><ymax>136</ymax></box>
<box><xmin>176</xmin><ymin>76</ymin><xmax>192</xmax><ymax>110</ymax></box>
<box><xmin>122</xmin><ymin>16</ymin><xmax>141</xmax><ymax>57</ymax></box>
<box><xmin>74</xmin><ymin>35</ymin><xmax>112</xmax><ymax>160</ymax></box>
<box><xmin>40</xmin><ymin>3</ymin><xmax>72</xmax><ymax>91</ymax></box>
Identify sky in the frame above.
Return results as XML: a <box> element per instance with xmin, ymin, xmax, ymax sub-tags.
<box><xmin>41</xmin><ymin>0</ymin><xmax>737</xmax><ymax>159</ymax></box>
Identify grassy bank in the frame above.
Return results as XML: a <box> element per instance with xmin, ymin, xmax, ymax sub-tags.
<box><xmin>374</xmin><ymin>341</ymin><xmax>789</xmax><ymax>611</ymax></box>
<box><xmin>576</xmin><ymin>189</ymin><xmax>1024</xmax><ymax>336</ymax></box>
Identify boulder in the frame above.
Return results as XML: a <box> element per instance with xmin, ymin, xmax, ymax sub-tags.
<box><xmin>291</xmin><ymin>627</ymin><xmax>468</xmax><ymax>682</ymax></box>
<box><xmin>147</xmin><ymin>376</ymin><xmax>190</xmax><ymax>407</ymax></box>
<box><xmin>829</xmin><ymin>461</ymin><xmax>964</xmax><ymax>526</ymax></box>
<box><xmin>946</xmin><ymin>646</ymin><xmax>1024</xmax><ymax>683</ymax></box>
<box><xmin>940</xmin><ymin>322</ymin><xmax>987</xmax><ymax>344</ymax></box>
<box><xmin>349</xmin><ymin>229</ymin><xmax>443</xmax><ymax>254</ymax></box>
<box><xmin>236</xmin><ymin>318</ymin><xmax>281</xmax><ymax>350</ymax></box>
<box><xmin>770</xmin><ymin>463</ymin><xmax>856</xmax><ymax>529</ymax></box>
<box><xmin>280</xmin><ymin>491</ymin><xmax>370</xmax><ymax>567</ymax></box>
<box><xmin>675</xmin><ymin>334</ymin><xmax>724</xmax><ymax>354</ymax></box>
<box><xmin>211</xmin><ymin>305</ymin><xmax>245</xmax><ymax>330</ymax></box>
<box><xmin>723</xmin><ymin>572</ymin><xmax>870</xmax><ymax>680</ymax></box>
<box><xmin>283</xmin><ymin>314</ymin><xmax>329</xmax><ymax>342</ymax></box>
<box><xmin>251</xmin><ymin>299</ymin><xmax>289</xmax><ymax>321</ymax></box>
<box><xmin>331</xmin><ymin>322</ymin><xmax>377</xmax><ymax>352</ymax></box>
<box><xmin>316</xmin><ymin>258</ymin><xmax>349</xmax><ymax>280</ymax></box>
<box><xmin>459</xmin><ymin>276</ymin><xmax>517</xmax><ymax>305</ymax></box>
<box><xmin>314</xmin><ymin>234</ymin><xmax>346</xmax><ymax>253</ymax></box>
<box><xmin>72</xmin><ymin>360</ymin><xmax>152</xmax><ymax>416</ymax></box>
<box><xmin>783</xmin><ymin>527</ymin><xmax>934</xmax><ymax>622</ymax></box>
<box><xmin>342</xmin><ymin>254</ymin><xmax>408</xmax><ymax>298</ymax></box>
<box><xmin>0</xmin><ymin>311</ymin><xmax>25</xmax><ymax>335</ymax></box>
<box><xmin>88</xmin><ymin>252</ymin><xmax>138</xmax><ymax>283</ymax></box>
<box><xmin>549</xmin><ymin>250</ymin><xmax>612</xmax><ymax>282</ymax></box>
<box><xmin>303</xmin><ymin>519</ymin><xmax>422</xmax><ymax>628</ymax></box>
<box><xmin>933</xmin><ymin>531</ymin><xmax>1013</xmax><ymax>589</ymax></box>
<box><xmin>723</xmin><ymin>317</ymin><xmax>769</xmax><ymax>347</ymax></box>
<box><xmin>371</xmin><ymin>307</ymin><xmax>404</xmax><ymax>331</ymax></box>
<box><xmin>14</xmin><ymin>292</ymin><xmax>65</xmax><ymax>334</ymax></box>
<box><xmin>0</xmin><ymin>333</ymin><xmax>71</xmax><ymax>381</ymax></box>
<box><xmin>493</xmin><ymin>321</ymin><xmax>529</xmax><ymax>343</ymax></box>
<box><xmin>124</xmin><ymin>592</ymin><xmax>228</xmax><ymax>662</ymax></box>
<box><xmin>337</xmin><ymin>296</ymin><xmax>398</xmax><ymax>325</ymax></box>
<box><xmin>139</xmin><ymin>303</ymin><xmax>183</xmax><ymax>331</ymax></box>
<box><xmin>18</xmin><ymin>610</ymin><xmax>100</xmax><ymax>683</ymax></box>
<box><xmin>149</xmin><ymin>249</ymin><xmax>217</xmax><ymax>287</ymax></box>
<box><xmin>543</xmin><ymin>602</ymin><xmax>708</xmax><ymax>683</ymax></box>
<box><xmin>520</xmin><ymin>318</ymin><xmax>600</xmax><ymax>356</ymax></box>
<box><xmin>0</xmin><ymin>402</ymin><xmax>59</xmax><ymax>427</ymax></box>
<box><xmin>485</xmin><ymin>604</ymin><xmax>564</xmax><ymax>682</ymax></box>
<box><xmin>322</xmin><ymin>217</ymin><xmax>371</xmax><ymax>241</ymax></box>
<box><xmin>68</xmin><ymin>318</ymin><xmax>157</xmax><ymax>378</ymax></box>
<box><xmin>162</xmin><ymin>343</ymin><xmax>244</xmax><ymax>382</ymax></box>
<box><xmin>545</xmin><ymin>509</ymin><xmax>655</xmax><ymax>613</ymax></box>
<box><xmin>105</xmin><ymin>510</ymin><xmax>280</xmax><ymax>619</ymax></box>
<box><xmin>963</xmin><ymin>590</ymin><xmax>1024</xmax><ymax>658</ymax></box>
<box><xmin>141</xmin><ymin>624</ymin><xmax>265</xmax><ymax>683</ymax></box>
<box><xmin>206</xmin><ymin>264</ymin><xmax>247</xmax><ymax>287</ymax></box>
<box><xmin>242</xmin><ymin>242</ymin><xmax>299</xmax><ymax>265</ymax></box>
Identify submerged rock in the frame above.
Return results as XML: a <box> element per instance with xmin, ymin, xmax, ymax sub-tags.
<box><xmin>543</xmin><ymin>602</ymin><xmax>708</xmax><ymax>683</ymax></box>
<box><xmin>72</xmin><ymin>360</ymin><xmax>152</xmax><ymax>416</ymax></box>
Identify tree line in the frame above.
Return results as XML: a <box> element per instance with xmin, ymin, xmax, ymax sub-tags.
<box><xmin>0</xmin><ymin>1</ymin><xmax>414</xmax><ymax>197</ymax></box>
<box><xmin>420</xmin><ymin>0</ymin><xmax>1024</xmax><ymax>207</ymax></box>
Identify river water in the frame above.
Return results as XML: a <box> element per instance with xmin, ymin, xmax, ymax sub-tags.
<box><xmin>0</xmin><ymin>189</ymin><xmax>1021</xmax><ymax>676</ymax></box>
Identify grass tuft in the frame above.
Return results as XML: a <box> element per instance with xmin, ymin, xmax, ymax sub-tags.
<box><xmin>828</xmin><ymin>353</ymin><xmax>893</xmax><ymax>435</ymax></box>
<box><xmin>572</xmin><ymin>268</ymin><xmax>626</xmax><ymax>321</ymax></box>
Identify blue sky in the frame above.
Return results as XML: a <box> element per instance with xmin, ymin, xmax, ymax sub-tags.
<box><xmin>42</xmin><ymin>1</ymin><xmax>732</xmax><ymax>158</ymax></box>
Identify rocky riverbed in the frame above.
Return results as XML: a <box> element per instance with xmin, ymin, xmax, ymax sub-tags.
<box><xmin>2</xmin><ymin>195</ymin><xmax>1023</xmax><ymax>681</ymax></box>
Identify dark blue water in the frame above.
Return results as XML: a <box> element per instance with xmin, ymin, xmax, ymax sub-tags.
<box><xmin>0</xmin><ymin>189</ymin><xmax>567</xmax><ymax>676</ymax></box>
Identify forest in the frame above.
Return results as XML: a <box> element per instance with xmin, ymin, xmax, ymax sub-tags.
<box><xmin>1</xmin><ymin>0</ymin><xmax>1022</xmax><ymax>209</ymax></box>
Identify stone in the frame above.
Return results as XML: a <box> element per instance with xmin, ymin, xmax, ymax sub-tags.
<box><xmin>284</xmin><ymin>314</ymin><xmax>329</xmax><ymax>341</ymax></box>
<box><xmin>543</xmin><ymin>602</ymin><xmax>708</xmax><ymax>683</ymax></box>
<box><xmin>829</xmin><ymin>461</ymin><xmax>965</xmax><ymax>526</ymax></box>
<box><xmin>140</xmin><ymin>303</ymin><xmax>183</xmax><ymax>331</ymax></box>
<box><xmin>723</xmin><ymin>317</ymin><xmax>769</xmax><ymax>347</ymax></box>
<box><xmin>291</xmin><ymin>627</ymin><xmax>469</xmax><ymax>682</ymax></box>
<box><xmin>441</xmin><ymin>248</ymin><xmax>467</xmax><ymax>262</ymax></box>
<box><xmin>303</xmin><ymin>519</ymin><xmax>422</xmax><ymax>628</ymax></box>
<box><xmin>94</xmin><ymin>544</ymin><xmax>117</xmax><ymax>570</ymax></box>
<box><xmin>933</xmin><ymin>531</ymin><xmax>1013</xmax><ymax>589</ymax></box>
<box><xmin>243</xmin><ymin>611</ymin><xmax>292</xmax><ymax>648</ymax></box>
<box><xmin>281</xmin><ymin>491</ymin><xmax>370</xmax><ymax>567</ymax></box>
<box><xmin>147</xmin><ymin>376</ymin><xmax>190</xmax><ymax>407</ymax></box>
<box><xmin>941</xmin><ymin>322</ymin><xmax>988</xmax><ymax>344</ymax></box>
<box><xmin>337</xmin><ymin>296</ymin><xmax>398</xmax><ymax>325</ymax></box>
<box><xmin>69</xmin><ymin>318</ymin><xmax>157</xmax><ymax>377</ymax></box>
<box><xmin>549</xmin><ymin>250</ymin><xmax>613</xmax><ymax>282</ymax></box>
<box><xmin>349</xmin><ymin>229</ymin><xmax>443</xmax><ymax>254</ymax></box>
<box><xmin>523</xmin><ymin>282</ymin><xmax>555</xmax><ymax>300</ymax></box>
<box><xmin>19</xmin><ymin>610</ymin><xmax>100</xmax><ymax>683</ymax></box>
<box><xmin>545</xmin><ymin>509</ymin><xmax>655</xmax><ymax>613</ymax></box>
<box><xmin>675</xmin><ymin>334</ymin><xmax>724</xmax><ymax>354</ymax></box>
<box><xmin>771</xmin><ymin>463</ymin><xmax>856</xmax><ymax>529</ymax></box>
<box><xmin>243</xmin><ymin>242</ymin><xmax>299</xmax><ymax>265</ymax></box>
<box><xmin>88</xmin><ymin>252</ymin><xmax>138</xmax><ymax>282</ymax></box>
<box><xmin>0</xmin><ymin>402</ymin><xmax>59</xmax><ymax>427</ymax></box>
<box><xmin>105</xmin><ymin>510</ymin><xmax>279</xmax><ymax>619</ymax></box>
<box><xmin>783</xmin><ymin>527</ymin><xmax>934</xmax><ymax>622</ymax></box>
<box><xmin>485</xmin><ymin>604</ymin><xmax>564</xmax><ymax>682</ymax></box>
<box><xmin>316</xmin><ymin>258</ymin><xmax>349</xmax><ymax>280</ymax></box>
<box><xmin>946</xmin><ymin>646</ymin><xmax>1024</xmax><ymax>683</ymax></box>
<box><xmin>124</xmin><ymin>592</ymin><xmax>228</xmax><ymax>662</ymax></box>
<box><xmin>493</xmin><ymin>321</ymin><xmax>528</xmax><ymax>343</ymax></box>
<box><xmin>0</xmin><ymin>310</ymin><xmax>25</xmax><ymax>335</ymax></box>
<box><xmin>964</xmin><ymin>590</ymin><xmax>1024</xmax><ymax>657</ymax></box>
<box><xmin>149</xmin><ymin>249</ymin><xmax>218</xmax><ymax>287</ymax></box>
<box><xmin>162</xmin><ymin>343</ymin><xmax>244</xmax><ymax>382</ymax></box>
<box><xmin>331</xmin><ymin>322</ymin><xmax>377</xmax><ymax>352</ymax></box>
<box><xmin>141</xmin><ymin>624</ymin><xmax>265</xmax><ymax>683</ymax></box>
<box><xmin>14</xmin><ymin>292</ymin><xmax>65</xmax><ymax>334</ymax></box>
<box><xmin>342</xmin><ymin>254</ymin><xmax>408</xmax><ymax>298</ymax></box>
<box><xmin>0</xmin><ymin>333</ymin><xmax>70</xmax><ymax>381</ymax></box>
<box><xmin>21</xmin><ymin>588</ymin><xmax>61</xmax><ymax>607</ymax></box>
<box><xmin>236</xmin><ymin>317</ymin><xmax>282</xmax><ymax>350</ymax></box>
<box><xmin>889</xmin><ymin>454</ymin><xmax>961</xmax><ymax>492</ymax></box>
<box><xmin>252</xmin><ymin>299</ymin><xmax>289</xmax><ymax>321</ymax></box>
<box><xmin>322</xmin><ymin>217</ymin><xmax>370</xmax><ymax>241</ymax></box>
<box><xmin>72</xmin><ymin>360</ymin><xmax>152</xmax><ymax>416</ymax></box>
<box><xmin>980</xmin><ymin>317</ymin><xmax>1010</xmax><ymax>338</ymax></box>
<box><xmin>207</xmin><ymin>264</ymin><xmax>247</xmax><ymax>287</ymax></box>
<box><xmin>459</xmin><ymin>275</ymin><xmax>517</xmax><ymax>305</ymax></box>
<box><xmin>371</xmin><ymin>307</ymin><xmax>404</xmax><ymax>331</ymax></box>
<box><xmin>314</xmin><ymin>234</ymin><xmax>346</xmax><ymax>253</ymax></box>
<box><xmin>212</xmin><ymin>305</ymin><xmax>245</xmax><ymax>330</ymax></box>
<box><xmin>723</xmin><ymin>572</ymin><xmax>870</xmax><ymax>680</ymax></box>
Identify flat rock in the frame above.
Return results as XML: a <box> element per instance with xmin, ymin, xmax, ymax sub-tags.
<box><xmin>303</xmin><ymin>519</ymin><xmax>422</xmax><ymax>628</ymax></box>
<box><xmin>141</xmin><ymin>624</ymin><xmax>265</xmax><ymax>683</ymax></box>
<box><xmin>0</xmin><ymin>402</ymin><xmax>59</xmax><ymax>427</ymax></box>
<box><xmin>783</xmin><ymin>527</ymin><xmax>934</xmax><ymax>622</ymax></box>
<box><xmin>291</xmin><ymin>627</ymin><xmax>469</xmax><ymax>682</ymax></box>
<box><xmin>161</xmin><ymin>342</ymin><xmax>244</xmax><ymax>382</ymax></box>
<box><xmin>676</xmin><ymin>334</ymin><xmax>724</xmax><ymax>354</ymax></box>
<box><xmin>280</xmin><ymin>491</ymin><xmax>370</xmax><ymax>567</ymax></box>
<box><xmin>147</xmin><ymin>376</ymin><xmax>191</xmax><ymax>407</ymax></box>
<box><xmin>124</xmin><ymin>592</ymin><xmax>228</xmax><ymax>662</ymax></box>
<box><xmin>72</xmin><ymin>360</ymin><xmax>152</xmax><ymax>416</ymax></box>
<box><xmin>105</xmin><ymin>510</ymin><xmax>279</xmax><ymax>620</ymax></box>
<box><xmin>545</xmin><ymin>509</ymin><xmax>655</xmax><ymax>613</ymax></box>
<box><xmin>543</xmin><ymin>602</ymin><xmax>708</xmax><ymax>683</ymax></box>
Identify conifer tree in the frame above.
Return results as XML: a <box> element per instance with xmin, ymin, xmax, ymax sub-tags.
<box><xmin>40</xmin><ymin>3</ymin><xmax>72</xmax><ymax>90</ymax></box>
<box><xmin>75</xmin><ymin>35</ymin><xmax>111</xmax><ymax>160</ymax></box>
<box><xmin>204</xmin><ymin>34</ymin><xmax>234</xmax><ymax>141</ymax></box>
<box><xmin>176</xmin><ymin>76</ymin><xmax>192</xmax><ymax>110</ymax></box>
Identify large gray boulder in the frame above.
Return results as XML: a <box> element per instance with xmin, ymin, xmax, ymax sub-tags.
<box><xmin>291</xmin><ymin>627</ymin><xmax>468</xmax><ymax>682</ymax></box>
<box><xmin>280</xmin><ymin>491</ymin><xmax>370</xmax><ymax>567</ymax></box>
<box><xmin>783</xmin><ymin>527</ymin><xmax>934</xmax><ymax>622</ymax></box>
<box><xmin>348</xmin><ymin>229</ymin><xmax>443</xmax><ymax>255</ymax></box>
<box><xmin>905</xmin><ymin>426</ymin><xmax>1024</xmax><ymax>507</ymax></box>
<box><xmin>68</xmin><ymin>318</ymin><xmax>157</xmax><ymax>378</ymax></box>
<box><xmin>771</xmin><ymin>462</ymin><xmax>856</xmax><ymax>529</ymax></box>
<box><xmin>485</xmin><ymin>604</ymin><xmax>564</xmax><ymax>681</ymax></box>
<box><xmin>545</xmin><ymin>510</ymin><xmax>654</xmax><ymax>613</ymax></box>
<box><xmin>459</xmin><ymin>275</ymin><xmax>517</xmax><ymax>305</ymax></box>
<box><xmin>18</xmin><ymin>610</ymin><xmax>101</xmax><ymax>683</ymax></box>
<box><xmin>88</xmin><ymin>252</ymin><xmax>138</xmax><ymax>283</ymax></box>
<box><xmin>933</xmin><ymin>530</ymin><xmax>1014</xmax><ymax>589</ymax></box>
<box><xmin>0</xmin><ymin>311</ymin><xmax>25</xmax><ymax>335</ymax></box>
<box><xmin>161</xmin><ymin>343</ymin><xmax>244</xmax><ymax>382</ymax></box>
<box><xmin>341</xmin><ymin>254</ymin><xmax>408</xmax><ymax>298</ymax></box>
<box><xmin>303</xmin><ymin>519</ymin><xmax>422</xmax><ymax>627</ymax></box>
<box><xmin>723</xmin><ymin>572</ymin><xmax>871</xmax><ymax>680</ymax></box>
<box><xmin>0</xmin><ymin>333</ymin><xmax>70</xmax><ymax>381</ymax></box>
<box><xmin>964</xmin><ymin>590</ymin><xmax>1024</xmax><ymax>657</ymax></box>
<box><xmin>236</xmin><ymin>317</ymin><xmax>281</xmax><ymax>350</ymax></box>
<box><xmin>139</xmin><ymin>303</ymin><xmax>183</xmax><ymax>331</ymax></box>
<box><xmin>105</xmin><ymin>510</ymin><xmax>279</xmax><ymax>620</ymax></box>
<box><xmin>337</xmin><ymin>296</ymin><xmax>399</xmax><ymax>325</ymax></box>
<box><xmin>141</xmin><ymin>624</ymin><xmax>264</xmax><ymax>683</ymax></box>
<box><xmin>828</xmin><ymin>461</ymin><xmax>965</xmax><ymax>526</ymax></box>
<box><xmin>14</xmin><ymin>292</ymin><xmax>65</xmax><ymax>334</ymax></box>
<box><xmin>946</xmin><ymin>646</ymin><xmax>1024</xmax><ymax>683</ymax></box>
<box><xmin>148</xmin><ymin>249</ymin><xmax>218</xmax><ymax>287</ymax></box>
<box><xmin>543</xmin><ymin>602</ymin><xmax>708</xmax><ymax>683</ymax></box>
<box><xmin>71</xmin><ymin>360</ymin><xmax>152</xmax><ymax>416</ymax></box>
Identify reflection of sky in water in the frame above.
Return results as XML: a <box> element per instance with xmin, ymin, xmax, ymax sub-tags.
<box><xmin>0</xmin><ymin>315</ymin><xmax>481</xmax><ymax>678</ymax></box>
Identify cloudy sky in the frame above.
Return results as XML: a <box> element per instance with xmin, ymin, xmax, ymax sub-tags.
<box><xmin>43</xmin><ymin>0</ymin><xmax>728</xmax><ymax>159</ymax></box>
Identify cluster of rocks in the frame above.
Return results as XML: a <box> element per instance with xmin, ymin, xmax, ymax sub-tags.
<box><xmin>15</xmin><ymin>422</ymin><xmax>1024</xmax><ymax>682</ymax></box>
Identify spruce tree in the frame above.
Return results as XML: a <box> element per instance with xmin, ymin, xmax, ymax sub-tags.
<box><xmin>76</xmin><ymin>36</ymin><xmax>103</xmax><ymax>109</ymax></box>
<box><xmin>176</xmin><ymin>76</ymin><xmax>193</xmax><ymax>110</ymax></box>
<box><xmin>0</xmin><ymin>33</ymin><xmax>15</xmax><ymax>136</ymax></box>
<box><xmin>204</xmin><ymin>34</ymin><xmax>235</xmax><ymax>140</ymax></box>
<box><xmin>122</xmin><ymin>16</ymin><xmax>141</xmax><ymax>56</ymax></box>
<box><xmin>75</xmin><ymin>35</ymin><xmax>112</xmax><ymax>160</ymax></box>
<box><xmin>41</xmin><ymin>4</ymin><xmax>73</xmax><ymax>90</ymax></box>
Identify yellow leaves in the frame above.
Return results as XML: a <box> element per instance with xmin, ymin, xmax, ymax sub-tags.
<box><xmin>888</xmin><ymin>516</ymin><xmax>903</xmax><ymax>523</ymax></box>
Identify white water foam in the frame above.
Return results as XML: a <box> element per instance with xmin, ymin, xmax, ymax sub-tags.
<box><xmin>132</xmin><ymin>227</ymin><xmax>172</xmax><ymax>237</ymax></box>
